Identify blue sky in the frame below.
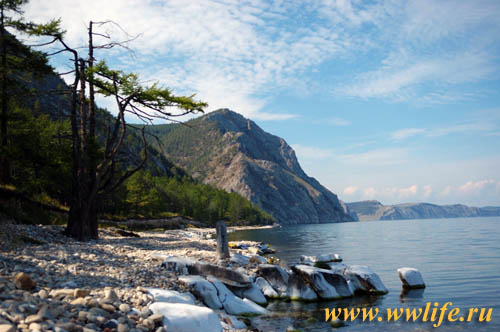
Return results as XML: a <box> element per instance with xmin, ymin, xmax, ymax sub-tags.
<box><xmin>22</xmin><ymin>0</ymin><xmax>500</xmax><ymax>206</ymax></box>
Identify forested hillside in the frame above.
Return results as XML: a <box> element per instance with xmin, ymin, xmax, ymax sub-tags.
<box><xmin>0</xmin><ymin>30</ymin><xmax>274</xmax><ymax>228</ymax></box>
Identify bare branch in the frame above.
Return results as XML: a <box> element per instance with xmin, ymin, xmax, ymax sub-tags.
<box><xmin>28</xmin><ymin>37</ymin><xmax>58</xmax><ymax>47</ymax></box>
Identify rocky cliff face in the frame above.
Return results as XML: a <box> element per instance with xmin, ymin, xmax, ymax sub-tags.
<box><xmin>346</xmin><ymin>200</ymin><xmax>500</xmax><ymax>221</ymax></box>
<box><xmin>152</xmin><ymin>109</ymin><xmax>356</xmax><ymax>224</ymax></box>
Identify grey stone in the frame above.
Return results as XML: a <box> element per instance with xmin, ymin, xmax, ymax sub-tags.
<box><xmin>255</xmin><ymin>277</ymin><xmax>280</xmax><ymax>298</ymax></box>
<box><xmin>178</xmin><ymin>275</ymin><xmax>223</xmax><ymax>310</ymax></box>
<box><xmin>0</xmin><ymin>324</ymin><xmax>15</xmax><ymax>332</ymax></box>
<box><xmin>119</xmin><ymin>303</ymin><xmax>131</xmax><ymax>313</ymax></box>
<box><xmin>286</xmin><ymin>271</ymin><xmax>318</xmax><ymax>301</ymax></box>
<box><xmin>344</xmin><ymin>265</ymin><xmax>388</xmax><ymax>295</ymax></box>
<box><xmin>256</xmin><ymin>264</ymin><xmax>289</xmax><ymax>296</ymax></box>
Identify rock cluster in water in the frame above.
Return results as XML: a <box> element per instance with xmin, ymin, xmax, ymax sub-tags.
<box><xmin>156</xmin><ymin>243</ymin><xmax>389</xmax><ymax>331</ymax></box>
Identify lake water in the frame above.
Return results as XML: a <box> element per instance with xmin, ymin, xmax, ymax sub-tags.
<box><xmin>229</xmin><ymin>217</ymin><xmax>500</xmax><ymax>331</ymax></box>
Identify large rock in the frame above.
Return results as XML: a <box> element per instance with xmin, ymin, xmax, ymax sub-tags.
<box><xmin>219</xmin><ymin>313</ymin><xmax>248</xmax><ymax>330</ymax></box>
<box><xmin>291</xmin><ymin>265</ymin><xmax>343</xmax><ymax>300</ymax></box>
<box><xmin>178</xmin><ymin>276</ymin><xmax>222</xmax><ymax>309</ymax></box>
<box><xmin>188</xmin><ymin>262</ymin><xmax>251</xmax><ymax>288</ymax></box>
<box><xmin>344</xmin><ymin>265</ymin><xmax>388</xmax><ymax>295</ymax></box>
<box><xmin>15</xmin><ymin>272</ymin><xmax>36</xmax><ymax>290</ymax></box>
<box><xmin>397</xmin><ymin>268</ymin><xmax>425</xmax><ymax>289</ymax></box>
<box><xmin>161</xmin><ymin>256</ymin><xmax>195</xmax><ymax>274</ymax></box>
<box><xmin>149</xmin><ymin>302</ymin><xmax>222</xmax><ymax>332</ymax></box>
<box><xmin>300</xmin><ymin>254</ymin><xmax>342</xmax><ymax>265</ymax></box>
<box><xmin>256</xmin><ymin>264</ymin><xmax>289</xmax><ymax>297</ymax></box>
<box><xmin>147</xmin><ymin>288</ymin><xmax>196</xmax><ymax>305</ymax></box>
<box><xmin>327</xmin><ymin>262</ymin><xmax>347</xmax><ymax>274</ymax></box>
<box><xmin>286</xmin><ymin>272</ymin><xmax>317</xmax><ymax>301</ymax></box>
<box><xmin>0</xmin><ymin>325</ymin><xmax>15</xmax><ymax>332</ymax></box>
<box><xmin>255</xmin><ymin>277</ymin><xmax>280</xmax><ymax>299</ymax></box>
<box><xmin>231</xmin><ymin>253</ymin><xmax>251</xmax><ymax>266</ymax></box>
<box><xmin>207</xmin><ymin>276</ymin><xmax>269</xmax><ymax>316</ymax></box>
<box><xmin>232</xmin><ymin>283</ymin><xmax>268</xmax><ymax>306</ymax></box>
<box><xmin>164</xmin><ymin>256</ymin><xmax>251</xmax><ymax>287</ymax></box>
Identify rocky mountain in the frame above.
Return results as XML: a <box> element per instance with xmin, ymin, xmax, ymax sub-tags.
<box><xmin>148</xmin><ymin>109</ymin><xmax>357</xmax><ymax>224</ymax></box>
<box><xmin>346</xmin><ymin>200</ymin><xmax>500</xmax><ymax>221</ymax></box>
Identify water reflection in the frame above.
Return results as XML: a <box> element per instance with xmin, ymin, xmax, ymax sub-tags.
<box><xmin>400</xmin><ymin>288</ymin><xmax>425</xmax><ymax>302</ymax></box>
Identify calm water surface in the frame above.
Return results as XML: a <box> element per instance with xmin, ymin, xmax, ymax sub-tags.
<box><xmin>229</xmin><ymin>217</ymin><xmax>500</xmax><ymax>332</ymax></box>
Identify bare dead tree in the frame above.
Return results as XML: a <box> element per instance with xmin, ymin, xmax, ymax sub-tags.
<box><xmin>40</xmin><ymin>20</ymin><xmax>206</xmax><ymax>240</ymax></box>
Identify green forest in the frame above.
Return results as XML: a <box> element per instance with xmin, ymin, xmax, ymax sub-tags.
<box><xmin>0</xmin><ymin>1</ymin><xmax>274</xmax><ymax>234</ymax></box>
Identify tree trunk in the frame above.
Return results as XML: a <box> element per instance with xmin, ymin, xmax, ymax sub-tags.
<box><xmin>216</xmin><ymin>220</ymin><xmax>230</xmax><ymax>260</ymax></box>
<box><xmin>65</xmin><ymin>196</ymin><xmax>98</xmax><ymax>241</ymax></box>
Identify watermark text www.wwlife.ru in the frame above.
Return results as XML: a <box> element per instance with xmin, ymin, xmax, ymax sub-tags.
<box><xmin>324</xmin><ymin>302</ymin><xmax>493</xmax><ymax>328</ymax></box>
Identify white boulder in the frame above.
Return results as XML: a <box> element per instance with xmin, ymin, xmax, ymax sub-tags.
<box><xmin>149</xmin><ymin>302</ymin><xmax>222</xmax><ymax>332</ymax></box>
<box><xmin>344</xmin><ymin>265</ymin><xmax>388</xmax><ymax>295</ymax></box>
<box><xmin>397</xmin><ymin>267</ymin><xmax>425</xmax><ymax>289</ymax></box>
<box><xmin>286</xmin><ymin>272</ymin><xmax>318</xmax><ymax>301</ymax></box>
<box><xmin>255</xmin><ymin>277</ymin><xmax>280</xmax><ymax>299</ymax></box>
<box><xmin>291</xmin><ymin>265</ymin><xmax>340</xmax><ymax>300</ymax></box>
<box><xmin>219</xmin><ymin>313</ymin><xmax>248</xmax><ymax>330</ymax></box>
<box><xmin>207</xmin><ymin>276</ymin><xmax>269</xmax><ymax>316</ymax></box>
<box><xmin>299</xmin><ymin>253</ymin><xmax>343</xmax><ymax>265</ymax></box>
<box><xmin>146</xmin><ymin>288</ymin><xmax>195</xmax><ymax>305</ymax></box>
<box><xmin>178</xmin><ymin>275</ymin><xmax>222</xmax><ymax>309</ymax></box>
<box><xmin>242</xmin><ymin>283</ymin><xmax>267</xmax><ymax>306</ymax></box>
<box><xmin>161</xmin><ymin>256</ymin><xmax>195</xmax><ymax>274</ymax></box>
<box><xmin>256</xmin><ymin>264</ymin><xmax>289</xmax><ymax>297</ymax></box>
<box><xmin>316</xmin><ymin>253</ymin><xmax>342</xmax><ymax>263</ymax></box>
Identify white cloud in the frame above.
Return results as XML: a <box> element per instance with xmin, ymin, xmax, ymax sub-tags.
<box><xmin>442</xmin><ymin>185</ymin><xmax>453</xmax><ymax>196</ymax></box>
<box><xmin>328</xmin><ymin>117</ymin><xmax>351</xmax><ymax>126</ymax></box>
<box><xmin>338</xmin><ymin>52</ymin><xmax>496</xmax><ymax>101</ymax></box>
<box><xmin>338</xmin><ymin>148</ymin><xmax>409</xmax><ymax>167</ymax></box>
<box><xmin>22</xmin><ymin>0</ymin><xmax>349</xmax><ymax>120</ymax></box>
<box><xmin>458</xmin><ymin>179</ymin><xmax>497</xmax><ymax>193</ymax></box>
<box><xmin>423</xmin><ymin>185</ymin><xmax>432</xmax><ymax>198</ymax></box>
<box><xmin>331</xmin><ymin>0</ymin><xmax>500</xmax><ymax>103</ymax></box>
<box><xmin>363</xmin><ymin>187</ymin><xmax>377</xmax><ymax>199</ymax></box>
<box><xmin>343</xmin><ymin>186</ymin><xmax>358</xmax><ymax>195</ymax></box>
<box><xmin>391</xmin><ymin>128</ymin><xmax>426</xmax><ymax>141</ymax></box>
<box><xmin>291</xmin><ymin>144</ymin><xmax>334</xmax><ymax>160</ymax></box>
<box><xmin>20</xmin><ymin>0</ymin><xmax>500</xmax><ymax>115</ymax></box>
<box><xmin>390</xmin><ymin>122</ymin><xmax>497</xmax><ymax>141</ymax></box>
<box><xmin>345</xmin><ymin>180</ymin><xmax>499</xmax><ymax>205</ymax></box>
<box><xmin>427</xmin><ymin>123</ymin><xmax>495</xmax><ymax>137</ymax></box>
<box><xmin>398</xmin><ymin>184</ymin><xmax>418</xmax><ymax>198</ymax></box>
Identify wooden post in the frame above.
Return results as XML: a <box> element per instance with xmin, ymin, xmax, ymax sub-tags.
<box><xmin>216</xmin><ymin>220</ymin><xmax>230</xmax><ymax>260</ymax></box>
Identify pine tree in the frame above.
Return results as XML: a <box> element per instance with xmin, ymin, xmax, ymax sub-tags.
<box><xmin>0</xmin><ymin>0</ymin><xmax>52</xmax><ymax>183</ymax></box>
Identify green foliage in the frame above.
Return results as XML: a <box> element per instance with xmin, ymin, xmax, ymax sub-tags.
<box><xmin>0</xmin><ymin>6</ymin><xmax>273</xmax><ymax>229</ymax></box>
<box><xmin>88</xmin><ymin>60</ymin><xmax>207</xmax><ymax>113</ymax></box>
<box><xmin>102</xmin><ymin>170</ymin><xmax>274</xmax><ymax>225</ymax></box>
<box><xmin>145</xmin><ymin>118</ymin><xmax>231</xmax><ymax>179</ymax></box>
<box><xmin>6</xmin><ymin>105</ymin><xmax>72</xmax><ymax>201</ymax></box>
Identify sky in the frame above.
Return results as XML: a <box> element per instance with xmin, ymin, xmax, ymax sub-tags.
<box><xmin>20</xmin><ymin>0</ymin><xmax>500</xmax><ymax>207</ymax></box>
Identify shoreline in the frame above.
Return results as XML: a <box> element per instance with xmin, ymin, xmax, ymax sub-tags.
<box><xmin>0</xmin><ymin>223</ymin><xmax>267</xmax><ymax>332</ymax></box>
<box><xmin>0</xmin><ymin>222</ymin><xmax>393</xmax><ymax>332</ymax></box>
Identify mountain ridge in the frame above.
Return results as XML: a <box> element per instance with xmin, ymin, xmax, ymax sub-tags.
<box><xmin>147</xmin><ymin>109</ymin><xmax>357</xmax><ymax>224</ymax></box>
<box><xmin>346</xmin><ymin>200</ymin><xmax>500</xmax><ymax>221</ymax></box>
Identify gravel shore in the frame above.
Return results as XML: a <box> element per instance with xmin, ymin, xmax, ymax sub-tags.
<box><xmin>0</xmin><ymin>223</ymin><xmax>258</xmax><ymax>332</ymax></box>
